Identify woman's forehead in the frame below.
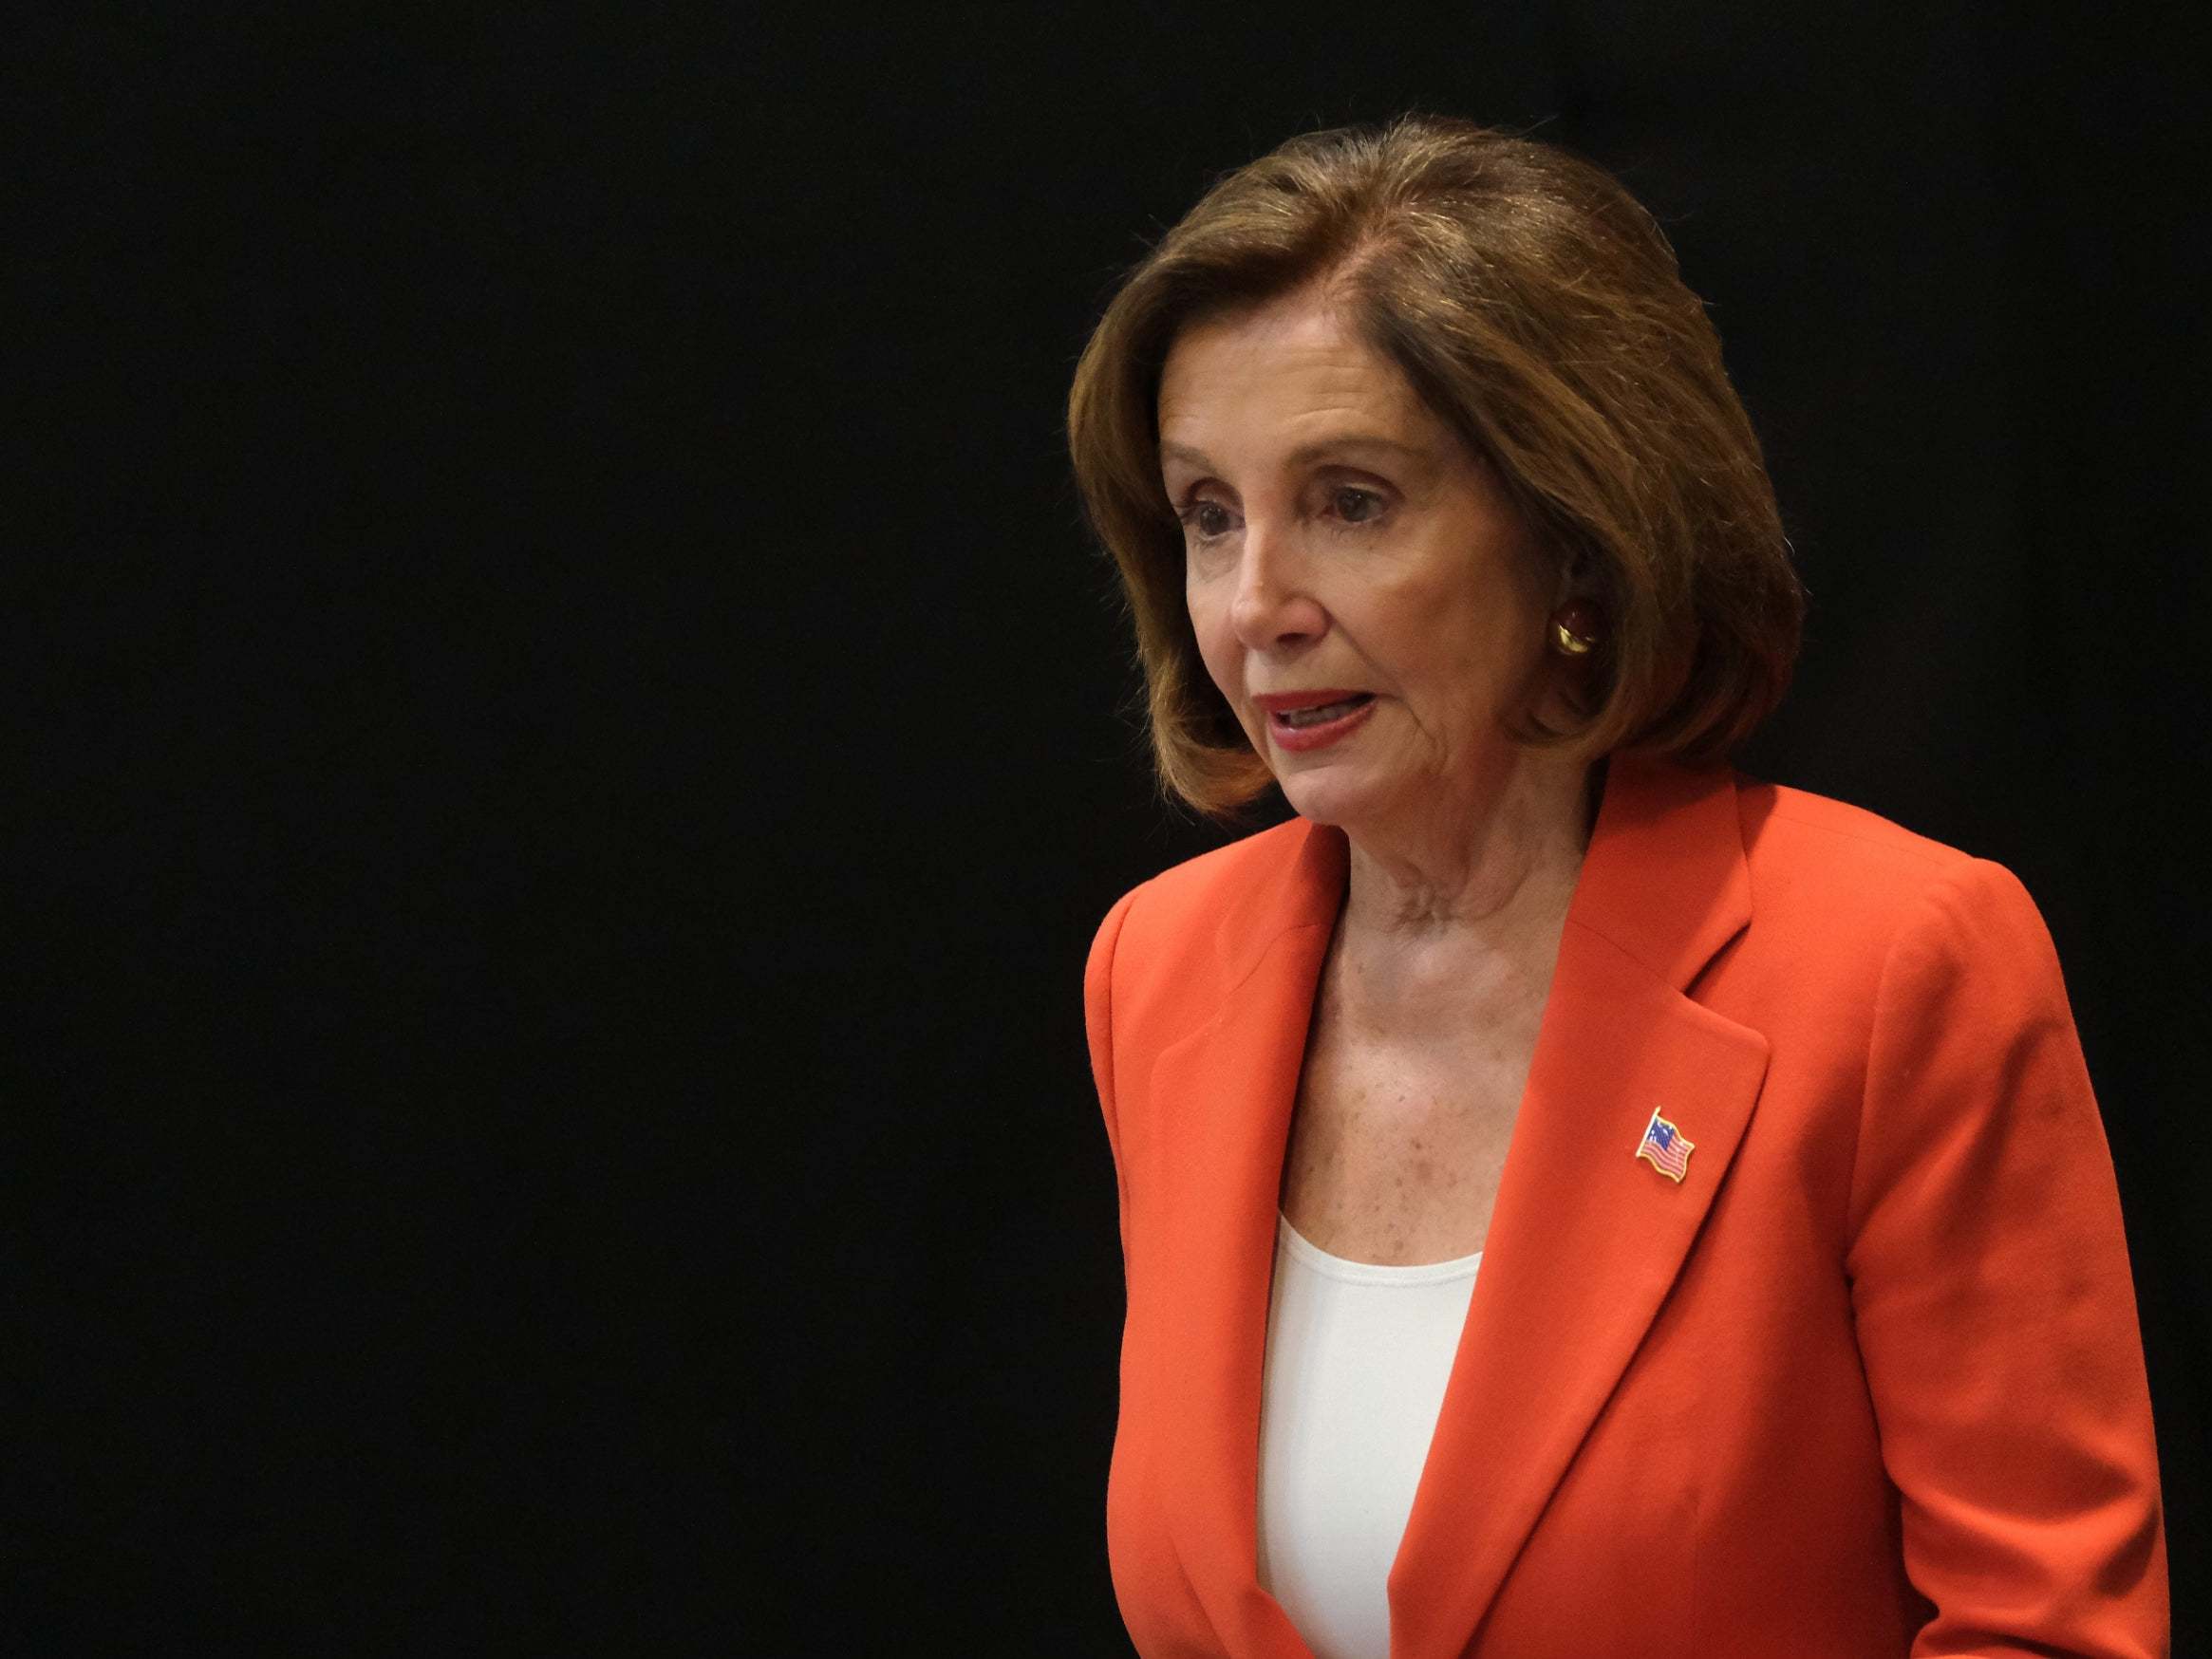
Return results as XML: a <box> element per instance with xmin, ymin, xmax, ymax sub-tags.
<box><xmin>1157</xmin><ymin>299</ymin><xmax>1439</xmax><ymax>470</ymax></box>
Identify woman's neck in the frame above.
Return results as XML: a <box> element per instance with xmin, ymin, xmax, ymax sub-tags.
<box><xmin>1336</xmin><ymin>754</ymin><xmax>1595</xmax><ymax>962</ymax></box>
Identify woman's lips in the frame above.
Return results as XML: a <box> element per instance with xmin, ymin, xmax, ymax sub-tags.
<box><xmin>1261</xmin><ymin>692</ymin><xmax>1377</xmax><ymax>753</ymax></box>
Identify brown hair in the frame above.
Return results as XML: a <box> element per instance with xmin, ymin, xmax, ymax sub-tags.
<box><xmin>1067</xmin><ymin>114</ymin><xmax>1804</xmax><ymax>815</ymax></box>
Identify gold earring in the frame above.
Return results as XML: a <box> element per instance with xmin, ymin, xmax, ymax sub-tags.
<box><xmin>1549</xmin><ymin>600</ymin><xmax>1600</xmax><ymax>657</ymax></box>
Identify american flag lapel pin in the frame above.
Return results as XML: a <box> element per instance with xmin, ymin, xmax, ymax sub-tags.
<box><xmin>1635</xmin><ymin>1106</ymin><xmax>1694</xmax><ymax>1184</ymax></box>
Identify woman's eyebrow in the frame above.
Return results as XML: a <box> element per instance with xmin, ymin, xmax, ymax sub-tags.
<box><xmin>1282</xmin><ymin>434</ymin><xmax>1428</xmax><ymax>469</ymax></box>
<box><xmin>1158</xmin><ymin>434</ymin><xmax>1428</xmax><ymax>473</ymax></box>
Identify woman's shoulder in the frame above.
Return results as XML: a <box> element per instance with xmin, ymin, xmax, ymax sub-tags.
<box><xmin>1730</xmin><ymin>773</ymin><xmax>2055</xmax><ymax>978</ymax></box>
<box><xmin>1741</xmin><ymin>775</ymin><xmax>1969</xmax><ymax>873</ymax></box>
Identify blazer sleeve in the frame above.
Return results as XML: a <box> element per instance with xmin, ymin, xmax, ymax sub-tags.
<box><xmin>1085</xmin><ymin>885</ymin><xmax>1143</xmax><ymax>1265</ymax></box>
<box><xmin>1846</xmin><ymin>857</ymin><xmax>2168</xmax><ymax>1657</ymax></box>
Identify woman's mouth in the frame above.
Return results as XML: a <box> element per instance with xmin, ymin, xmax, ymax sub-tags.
<box><xmin>1259</xmin><ymin>692</ymin><xmax>1378</xmax><ymax>752</ymax></box>
<box><xmin>1277</xmin><ymin>695</ymin><xmax>1373</xmax><ymax>729</ymax></box>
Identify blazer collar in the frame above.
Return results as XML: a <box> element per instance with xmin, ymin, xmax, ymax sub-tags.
<box><xmin>1208</xmin><ymin>798</ymin><xmax>1348</xmax><ymax>986</ymax></box>
<box><xmin>1565</xmin><ymin>756</ymin><xmax>1755</xmax><ymax>992</ymax></box>
<box><xmin>1212</xmin><ymin>755</ymin><xmax>1753</xmax><ymax>996</ymax></box>
<box><xmin>1144</xmin><ymin>759</ymin><xmax>1771</xmax><ymax>1659</ymax></box>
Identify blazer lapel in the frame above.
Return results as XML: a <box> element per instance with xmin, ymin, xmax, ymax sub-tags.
<box><xmin>1387</xmin><ymin>761</ymin><xmax>1771</xmax><ymax>1658</ymax></box>
<box><xmin>1143</xmin><ymin>821</ymin><xmax>1346</xmax><ymax>1659</ymax></box>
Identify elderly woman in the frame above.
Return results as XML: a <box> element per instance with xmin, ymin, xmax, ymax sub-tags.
<box><xmin>1066</xmin><ymin>118</ymin><xmax>2165</xmax><ymax>1659</ymax></box>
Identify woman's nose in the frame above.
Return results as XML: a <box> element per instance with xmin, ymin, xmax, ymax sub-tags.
<box><xmin>1229</xmin><ymin>523</ymin><xmax>1326</xmax><ymax>650</ymax></box>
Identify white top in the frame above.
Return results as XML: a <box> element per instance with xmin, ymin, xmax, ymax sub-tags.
<box><xmin>1254</xmin><ymin>1213</ymin><xmax>1483</xmax><ymax>1659</ymax></box>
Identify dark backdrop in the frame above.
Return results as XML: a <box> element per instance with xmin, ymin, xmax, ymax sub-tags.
<box><xmin>16</xmin><ymin>4</ymin><xmax>2207</xmax><ymax>1652</ymax></box>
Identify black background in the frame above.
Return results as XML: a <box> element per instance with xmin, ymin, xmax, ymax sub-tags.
<box><xmin>16</xmin><ymin>5</ymin><xmax>2208</xmax><ymax>1652</ymax></box>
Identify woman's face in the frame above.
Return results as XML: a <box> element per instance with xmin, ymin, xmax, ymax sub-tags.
<box><xmin>1158</xmin><ymin>287</ymin><xmax>1557</xmax><ymax>832</ymax></box>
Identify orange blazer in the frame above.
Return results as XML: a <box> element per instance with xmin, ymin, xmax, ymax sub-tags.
<box><xmin>1083</xmin><ymin>759</ymin><xmax>2166</xmax><ymax>1659</ymax></box>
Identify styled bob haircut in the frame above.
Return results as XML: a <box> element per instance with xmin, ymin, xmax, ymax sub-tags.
<box><xmin>1067</xmin><ymin>115</ymin><xmax>1805</xmax><ymax>816</ymax></box>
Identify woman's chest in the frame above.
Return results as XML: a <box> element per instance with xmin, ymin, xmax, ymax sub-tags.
<box><xmin>1278</xmin><ymin>1008</ymin><xmax>1537</xmax><ymax>1264</ymax></box>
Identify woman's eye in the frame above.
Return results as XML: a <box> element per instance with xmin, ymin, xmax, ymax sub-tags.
<box><xmin>1182</xmin><ymin>501</ymin><xmax>1233</xmax><ymax>538</ymax></box>
<box><xmin>1334</xmin><ymin>487</ymin><xmax>1383</xmax><ymax>524</ymax></box>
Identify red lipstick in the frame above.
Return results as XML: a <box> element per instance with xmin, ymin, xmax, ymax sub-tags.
<box><xmin>1252</xmin><ymin>689</ymin><xmax>1378</xmax><ymax>753</ymax></box>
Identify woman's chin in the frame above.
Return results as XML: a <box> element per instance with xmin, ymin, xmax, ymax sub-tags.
<box><xmin>1275</xmin><ymin>763</ymin><xmax>1386</xmax><ymax>829</ymax></box>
